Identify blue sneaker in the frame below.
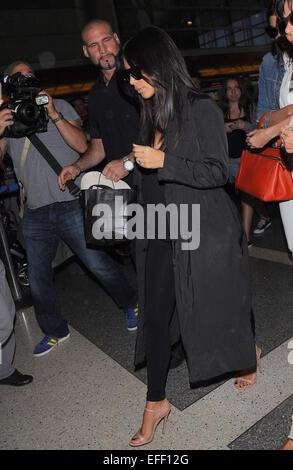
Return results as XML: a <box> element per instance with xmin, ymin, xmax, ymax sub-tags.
<box><xmin>125</xmin><ymin>305</ymin><xmax>138</xmax><ymax>331</ymax></box>
<box><xmin>33</xmin><ymin>333</ymin><xmax>70</xmax><ymax>357</ymax></box>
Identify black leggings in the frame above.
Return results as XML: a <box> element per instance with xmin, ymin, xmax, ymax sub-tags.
<box><xmin>144</xmin><ymin>239</ymin><xmax>176</xmax><ymax>401</ymax></box>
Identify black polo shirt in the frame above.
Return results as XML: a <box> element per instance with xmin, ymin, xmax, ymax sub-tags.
<box><xmin>88</xmin><ymin>70</ymin><xmax>140</xmax><ymax>186</ymax></box>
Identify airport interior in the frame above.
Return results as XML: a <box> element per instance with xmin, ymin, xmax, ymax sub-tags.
<box><xmin>1</xmin><ymin>0</ymin><xmax>293</xmax><ymax>453</ymax></box>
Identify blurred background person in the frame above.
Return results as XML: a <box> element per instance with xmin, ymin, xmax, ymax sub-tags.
<box><xmin>220</xmin><ymin>77</ymin><xmax>271</xmax><ymax>247</ymax></box>
<box><xmin>71</xmin><ymin>96</ymin><xmax>90</xmax><ymax>141</ymax></box>
<box><xmin>247</xmin><ymin>0</ymin><xmax>293</xmax><ymax>254</ymax></box>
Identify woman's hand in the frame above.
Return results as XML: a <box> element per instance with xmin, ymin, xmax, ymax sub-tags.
<box><xmin>225</xmin><ymin>122</ymin><xmax>234</xmax><ymax>133</ymax></box>
<box><xmin>281</xmin><ymin>126</ymin><xmax>293</xmax><ymax>153</ymax></box>
<box><xmin>132</xmin><ymin>144</ymin><xmax>165</xmax><ymax>169</ymax></box>
<box><xmin>246</xmin><ymin>128</ymin><xmax>273</xmax><ymax>149</ymax></box>
<box><xmin>234</xmin><ymin>119</ymin><xmax>246</xmax><ymax>130</ymax></box>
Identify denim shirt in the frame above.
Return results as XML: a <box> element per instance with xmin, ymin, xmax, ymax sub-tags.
<box><xmin>257</xmin><ymin>52</ymin><xmax>285</xmax><ymax>124</ymax></box>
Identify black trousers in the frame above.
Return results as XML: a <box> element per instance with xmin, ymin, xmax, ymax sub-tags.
<box><xmin>145</xmin><ymin>239</ymin><xmax>176</xmax><ymax>401</ymax></box>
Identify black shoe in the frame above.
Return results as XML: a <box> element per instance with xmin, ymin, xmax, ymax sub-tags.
<box><xmin>253</xmin><ymin>217</ymin><xmax>272</xmax><ymax>236</ymax></box>
<box><xmin>169</xmin><ymin>342</ymin><xmax>185</xmax><ymax>369</ymax></box>
<box><xmin>0</xmin><ymin>369</ymin><xmax>33</xmax><ymax>386</ymax></box>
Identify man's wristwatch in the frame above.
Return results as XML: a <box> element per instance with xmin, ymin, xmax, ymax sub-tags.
<box><xmin>122</xmin><ymin>156</ymin><xmax>134</xmax><ymax>172</ymax></box>
<box><xmin>50</xmin><ymin>112</ymin><xmax>64</xmax><ymax>124</ymax></box>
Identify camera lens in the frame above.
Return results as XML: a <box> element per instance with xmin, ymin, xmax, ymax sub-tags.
<box><xmin>16</xmin><ymin>101</ymin><xmax>40</xmax><ymax>124</ymax></box>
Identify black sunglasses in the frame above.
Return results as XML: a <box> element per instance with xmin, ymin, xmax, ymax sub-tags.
<box><xmin>121</xmin><ymin>66</ymin><xmax>143</xmax><ymax>82</ymax></box>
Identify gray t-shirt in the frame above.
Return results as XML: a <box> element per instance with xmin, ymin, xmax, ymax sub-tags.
<box><xmin>7</xmin><ymin>99</ymin><xmax>82</xmax><ymax>209</ymax></box>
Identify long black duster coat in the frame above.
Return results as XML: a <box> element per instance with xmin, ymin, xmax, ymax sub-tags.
<box><xmin>134</xmin><ymin>89</ymin><xmax>256</xmax><ymax>384</ymax></box>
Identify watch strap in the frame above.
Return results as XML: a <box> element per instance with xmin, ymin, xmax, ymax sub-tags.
<box><xmin>50</xmin><ymin>112</ymin><xmax>64</xmax><ymax>124</ymax></box>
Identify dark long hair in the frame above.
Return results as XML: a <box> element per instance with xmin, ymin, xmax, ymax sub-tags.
<box><xmin>276</xmin><ymin>0</ymin><xmax>293</xmax><ymax>17</ymax></box>
<box><xmin>266</xmin><ymin>0</ymin><xmax>278</xmax><ymax>39</ymax></box>
<box><xmin>265</xmin><ymin>0</ymin><xmax>284</xmax><ymax>56</ymax></box>
<box><xmin>275</xmin><ymin>0</ymin><xmax>293</xmax><ymax>57</ymax></box>
<box><xmin>220</xmin><ymin>77</ymin><xmax>253</xmax><ymax>122</ymax></box>
<box><xmin>122</xmin><ymin>26</ymin><xmax>196</xmax><ymax>146</ymax></box>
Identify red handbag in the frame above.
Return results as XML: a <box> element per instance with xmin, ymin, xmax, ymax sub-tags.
<box><xmin>235</xmin><ymin>112</ymin><xmax>293</xmax><ymax>202</ymax></box>
<box><xmin>235</xmin><ymin>146</ymin><xmax>293</xmax><ymax>201</ymax></box>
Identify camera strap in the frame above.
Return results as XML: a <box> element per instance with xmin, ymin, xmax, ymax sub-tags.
<box><xmin>18</xmin><ymin>137</ymin><xmax>30</xmax><ymax>219</ymax></box>
<box><xmin>28</xmin><ymin>134</ymin><xmax>80</xmax><ymax>197</ymax></box>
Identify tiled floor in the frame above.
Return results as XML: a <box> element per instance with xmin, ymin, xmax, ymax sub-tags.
<box><xmin>1</xmin><ymin>209</ymin><xmax>293</xmax><ymax>450</ymax></box>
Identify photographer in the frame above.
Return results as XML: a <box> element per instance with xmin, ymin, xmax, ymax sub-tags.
<box><xmin>0</xmin><ymin>61</ymin><xmax>138</xmax><ymax>357</ymax></box>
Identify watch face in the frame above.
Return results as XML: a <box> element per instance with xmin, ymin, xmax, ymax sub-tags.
<box><xmin>124</xmin><ymin>160</ymin><xmax>134</xmax><ymax>171</ymax></box>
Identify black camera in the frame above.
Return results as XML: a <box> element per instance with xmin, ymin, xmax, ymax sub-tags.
<box><xmin>0</xmin><ymin>72</ymin><xmax>49</xmax><ymax>138</ymax></box>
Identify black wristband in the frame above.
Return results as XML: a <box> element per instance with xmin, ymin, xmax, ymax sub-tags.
<box><xmin>50</xmin><ymin>112</ymin><xmax>64</xmax><ymax>124</ymax></box>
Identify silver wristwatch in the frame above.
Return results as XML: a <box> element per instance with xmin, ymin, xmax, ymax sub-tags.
<box><xmin>122</xmin><ymin>156</ymin><xmax>134</xmax><ymax>172</ymax></box>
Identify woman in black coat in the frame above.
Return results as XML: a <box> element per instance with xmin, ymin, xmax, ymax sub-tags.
<box><xmin>121</xmin><ymin>26</ymin><xmax>257</xmax><ymax>447</ymax></box>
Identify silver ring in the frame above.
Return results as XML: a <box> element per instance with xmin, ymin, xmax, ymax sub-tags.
<box><xmin>137</xmin><ymin>159</ymin><xmax>141</xmax><ymax>165</ymax></box>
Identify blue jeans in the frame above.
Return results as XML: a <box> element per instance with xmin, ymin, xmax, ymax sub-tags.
<box><xmin>22</xmin><ymin>199</ymin><xmax>137</xmax><ymax>338</ymax></box>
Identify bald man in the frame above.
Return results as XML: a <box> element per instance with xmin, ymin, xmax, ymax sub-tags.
<box><xmin>59</xmin><ymin>19</ymin><xmax>139</xmax><ymax>189</ymax></box>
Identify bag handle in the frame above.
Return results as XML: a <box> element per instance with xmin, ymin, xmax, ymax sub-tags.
<box><xmin>258</xmin><ymin>111</ymin><xmax>281</xmax><ymax>147</ymax></box>
<box><xmin>257</xmin><ymin>112</ymin><xmax>267</xmax><ymax>130</ymax></box>
<box><xmin>89</xmin><ymin>184</ymin><xmax>115</xmax><ymax>190</ymax></box>
<box><xmin>97</xmin><ymin>172</ymin><xmax>115</xmax><ymax>189</ymax></box>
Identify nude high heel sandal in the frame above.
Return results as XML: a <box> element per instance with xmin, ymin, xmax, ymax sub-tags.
<box><xmin>129</xmin><ymin>399</ymin><xmax>171</xmax><ymax>447</ymax></box>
